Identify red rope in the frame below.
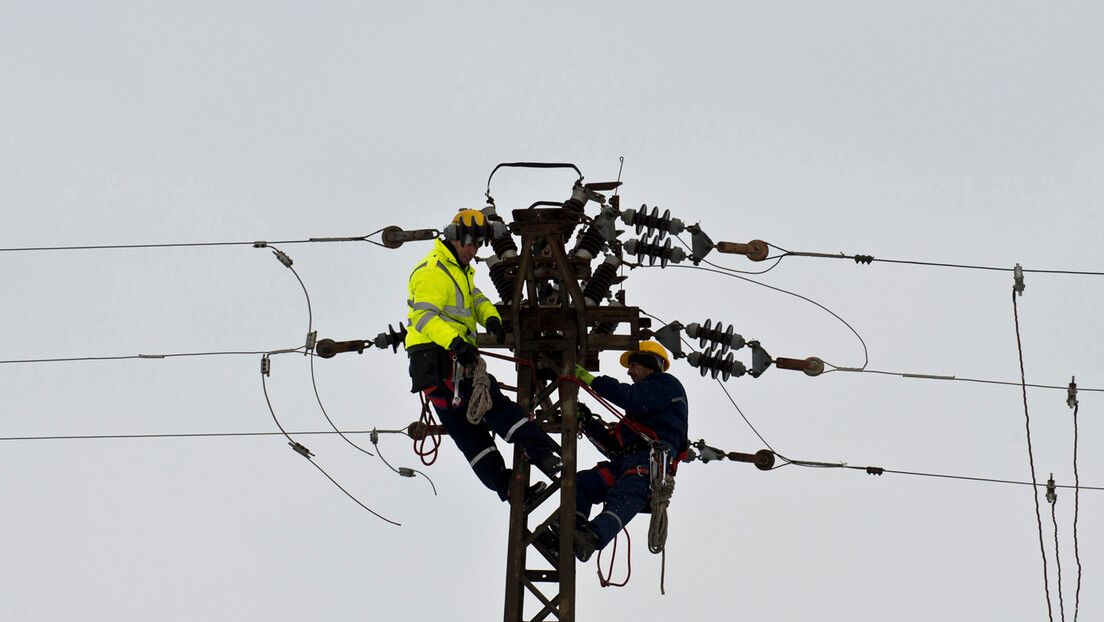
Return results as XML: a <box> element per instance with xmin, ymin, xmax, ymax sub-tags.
<box><xmin>596</xmin><ymin>529</ymin><xmax>632</xmax><ymax>587</ymax></box>
<box><xmin>559</xmin><ymin>375</ymin><xmax>658</xmax><ymax>442</ymax></box>
<box><xmin>477</xmin><ymin>349</ymin><xmax>539</xmax><ymax>389</ymax></box>
<box><xmin>413</xmin><ymin>393</ymin><xmax>441</xmax><ymax>466</ymax></box>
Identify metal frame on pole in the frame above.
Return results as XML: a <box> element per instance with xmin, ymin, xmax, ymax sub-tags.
<box><xmin>488</xmin><ymin>208</ymin><xmax>641</xmax><ymax>622</ymax></box>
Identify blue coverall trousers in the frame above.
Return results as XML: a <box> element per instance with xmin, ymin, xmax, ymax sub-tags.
<box><xmin>426</xmin><ymin>372</ymin><xmax>559</xmax><ymax>501</ymax></box>
<box><xmin>576</xmin><ymin>448</ymin><xmax>655</xmax><ymax>549</ymax></box>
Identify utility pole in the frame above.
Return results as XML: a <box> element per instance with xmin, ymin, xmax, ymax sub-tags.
<box><xmin>320</xmin><ymin>164</ymin><xmax>793</xmax><ymax>620</ymax></box>
<box><xmin>484</xmin><ymin>207</ymin><xmax>643</xmax><ymax>622</ymax></box>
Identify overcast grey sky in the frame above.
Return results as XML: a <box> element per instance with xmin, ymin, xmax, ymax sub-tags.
<box><xmin>3</xmin><ymin>3</ymin><xmax>1103</xmax><ymax>621</ymax></box>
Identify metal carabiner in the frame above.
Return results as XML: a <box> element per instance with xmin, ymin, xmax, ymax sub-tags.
<box><xmin>648</xmin><ymin>446</ymin><xmax>670</xmax><ymax>488</ymax></box>
<box><xmin>451</xmin><ymin>355</ymin><xmax>464</xmax><ymax>406</ymax></box>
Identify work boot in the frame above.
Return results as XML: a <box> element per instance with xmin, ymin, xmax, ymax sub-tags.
<box><xmin>533</xmin><ymin>453</ymin><xmax>563</xmax><ymax>480</ymax></box>
<box><xmin>573</xmin><ymin>527</ymin><xmax>599</xmax><ymax>562</ymax></box>
<box><xmin>534</xmin><ymin>521</ymin><xmax>561</xmax><ymax>564</ymax></box>
<box><xmin>507</xmin><ymin>480</ymin><xmax>548</xmax><ymax>509</ymax></box>
<box><xmin>523</xmin><ymin>481</ymin><xmax>548</xmax><ymax>512</ymax></box>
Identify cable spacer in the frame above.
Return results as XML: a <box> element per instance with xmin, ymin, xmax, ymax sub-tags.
<box><xmin>289</xmin><ymin>441</ymin><xmax>314</xmax><ymax>459</ymax></box>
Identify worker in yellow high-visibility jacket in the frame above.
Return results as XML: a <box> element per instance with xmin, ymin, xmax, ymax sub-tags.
<box><xmin>406</xmin><ymin>209</ymin><xmax>561</xmax><ymax>501</ymax></box>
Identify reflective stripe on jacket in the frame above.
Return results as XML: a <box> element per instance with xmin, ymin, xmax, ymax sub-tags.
<box><xmin>405</xmin><ymin>238</ymin><xmax>500</xmax><ymax>349</ymax></box>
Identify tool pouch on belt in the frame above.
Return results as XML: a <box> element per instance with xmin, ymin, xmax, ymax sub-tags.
<box><xmin>408</xmin><ymin>345</ymin><xmax>452</xmax><ymax>393</ymax></box>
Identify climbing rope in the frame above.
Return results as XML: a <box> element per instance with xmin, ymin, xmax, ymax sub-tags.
<box><xmin>467</xmin><ymin>355</ymin><xmax>492</xmax><ymax>424</ymax></box>
<box><xmin>413</xmin><ymin>394</ymin><xmax>442</xmax><ymax>466</ymax></box>
<box><xmin>649</xmin><ymin>476</ymin><xmax>676</xmax><ymax>594</ymax></box>
<box><xmin>597</xmin><ymin>530</ymin><xmax>632</xmax><ymax>588</ymax></box>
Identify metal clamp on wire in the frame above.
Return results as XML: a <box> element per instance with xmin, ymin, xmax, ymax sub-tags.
<box><xmin>272</xmin><ymin>249</ymin><xmax>294</xmax><ymax>268</ymax></box>
<box><xmin>289</xmin><ymin>441</ymin><xmax>314</xmax><ymax>459</ymax></box>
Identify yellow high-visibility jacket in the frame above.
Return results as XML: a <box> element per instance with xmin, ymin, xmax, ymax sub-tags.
<box><xmin>405</xmin><ymin>238</ymin><xmax>500</xmax><ymax>350</ymax></box>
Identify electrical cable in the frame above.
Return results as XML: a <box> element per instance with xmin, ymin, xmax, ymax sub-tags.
<box><xmin>1073</xmin><ymin>401</ymin><xmax>1083</xmax><ymax>622</ymax></box>
<box><xmin>668</xmin><ymin>263</ymin><xmax>869</xmax><ymax>371</ymax></box>
<box><xmin>1013</xmin><ymin>290</ymin><xmax>1054</xmax><ymax>622</ymax></box>
<box><xmin>828</xmin><ymin>366</ymin><xmax>1104</xmax><ymax>393</ymax></box>
<box><xmin>768</xmin><ymin>243</ymin><xmax>1104</xmax><ymax>277</ymax></box>
<box><xmin>0</xmin><ymin>349</ymin><xmax>302</xmax><ymax>365</ymax></box>
<box><xmin>0</xmin><ymin>229</ymin><xmax>398</xmax><ymax>253</ymax></box>
<box><xmin>308</xmin><ymin>352</ymin><xmax>374</xmax><ymax>457</ymax></box>
<box><xmin>12</xmin><ymin>426</ymin><xmax>1099</xmax><ymax>492</ymax></box>
<box><xmin>1052</xmin><ymin>500</ymin><xmax>1066</xmax><ymax>622</ymax></box>
<box><xmin>261</xmin><ymin>356</ymin><xmax>399</xmax><ymax>526</ymax></box>
<box><xmin>259</xmin><ymin>246</ymin><xmax>401</xmax><ymax>525</ymax></box>
<box><xmin>0</xmin><ymin>429</ymin><xmax>387</xmax><ymax>442</ymax></box>
<box><xmin>369</xmin><ymin>429</ymin><xmax>438</xmax><ymax>496</ymax></box>
<box><xmin>639</xmin><ymin>313</ymin><xmax>1104</xmax><ymax>495</ymax></box>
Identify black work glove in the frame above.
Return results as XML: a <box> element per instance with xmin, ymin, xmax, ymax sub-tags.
<box><xmin>450</xmin><ymin>337</ymin><xmax>479</xmax><ymax>367</ymax></box>
<box><xmin>486</xmin><ymin>316</ymin><xmax>506</xmax><ymax>344</ymax></box>
<box><xmin>576</xmin><ymin>403</ymin><xmax>598</xmax><ymax>428</ymax></box>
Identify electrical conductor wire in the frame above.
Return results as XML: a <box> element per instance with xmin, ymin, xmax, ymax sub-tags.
<box><xmin>667</xmin><ymin>264</ymin><xmax>870</xmax><ymax>370</ymax></box>
<box><xmin>1013</xmin><ymin>290</ymin><xmax>1054</xmax><ymax>622</ymax></box>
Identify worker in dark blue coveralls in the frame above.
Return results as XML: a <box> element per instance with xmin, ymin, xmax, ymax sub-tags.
<box><xmin>571</xmin><ymin>341</ymin><xmax>689</xmax><ymax>561</ymax></box>
<box><xmin>405</xmin><ymin>209</ymin><xmax>561</xmax><ymax>501</ymax></box>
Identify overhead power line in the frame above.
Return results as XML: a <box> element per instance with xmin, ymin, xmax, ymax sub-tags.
<box><xmin>0</xmin><ymin>230</ymin><xmax>397</xmax><ymax>254</ymax></box>
<box><xmin>0</xmin><ymin>429</ymin><xmax>396</xmax><ymax>442</ymax></box>
<box><xmin>0</xmin><ymin>348</ymin><xmax>304</xmax><ymax>365</ymax></box>
<box><xmin>6</xmin><ymin>428</ymin><xmax>1103</xmax><ymax>493</ymax></box>
<box><xmin>827</xmin><ymin>366</ymin><xmax>1104</xmax><ymax>393</ymax></box>
<box><xmin>771</xmin><ymin>245</ymin><xmax>1104</xmax><ymax>277</ymax></box>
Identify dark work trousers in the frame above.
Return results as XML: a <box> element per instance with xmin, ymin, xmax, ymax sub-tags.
<box><xmin>576</xmin><ymin>447</ymin><xmax>654</xmax><ymax>549</ymax></box>
<box><xmin>426</xmin><ymin>372</ymin><xmax>559</xmax><ymax>501</ymax></box>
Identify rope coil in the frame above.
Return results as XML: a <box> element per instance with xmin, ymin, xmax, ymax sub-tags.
<box><xmin>466</xmin><ymin>356</ymin><xmax>492</xmax><ymax>424</ymax></box>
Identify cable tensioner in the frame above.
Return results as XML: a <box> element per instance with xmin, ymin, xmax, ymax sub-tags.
<box><xmin>687</xmin><ymin>440</ymin><xmax>775</xmax><ymax>470</ymax></box>
<box><xmin>745</xmin><ymin>342</ymin><xmax>824</xmax><ymax>378</ymax></box>
<box><xmin>315</xmin><ymin>323</ymin><xmax>408</xmax><ymax>358</ymax></box>
<box><xmin>379</xmin><ymin>226</ymin><xmax>439</xmax><ymax>249</ymax></box>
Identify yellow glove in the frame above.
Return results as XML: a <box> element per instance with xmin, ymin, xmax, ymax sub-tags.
<box><xmin>574</xmin><ymin>364</ymin><xmax>596</xmax><ymax>386</ymax></box>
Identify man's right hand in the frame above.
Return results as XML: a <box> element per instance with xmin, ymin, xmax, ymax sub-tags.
<box><xmin>576</xmin><ymin>402</ymin><xmax>599</xmax><ymax>428</ymax></box>
<box><xmin>574</xmin><ymin>364</ymin><xmax>596</xmax><ymax>387</ymax></box>
<box><xmin>450</xmin><ymin>337</ymin><xmax>479</xmax><ymax>367</ymax></box>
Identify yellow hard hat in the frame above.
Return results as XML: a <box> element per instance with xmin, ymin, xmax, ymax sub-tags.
<box><xmin>620</xmin><ymin>341</ymin><xmax>670</xmax><ymax>372</ymax></box>
<box><xmin>451</xmin><ymin>209</ymin><xmax>486</xmax><ymax>227</ymax></box>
